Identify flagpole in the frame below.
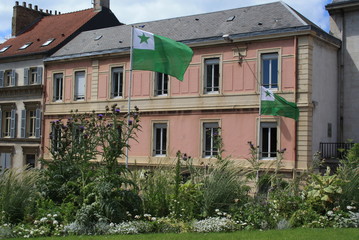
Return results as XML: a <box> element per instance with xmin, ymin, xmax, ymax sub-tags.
<box><xmin>257</xmin><ymin>84</ymin><xmax>262</xmax><ymax>193</ymax></box>
<box><xmin>125</xmin><ymin>26</ymin><xmax>134</xmax><ymax>168</ymax></box>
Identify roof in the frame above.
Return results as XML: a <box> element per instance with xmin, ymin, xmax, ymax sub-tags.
<box><xmin>48</xmin><ymin>1</ymin><xmax>340</xmax><ymax>61</ymax></box>
<box><xmin>326</xmin><ymin>0</ymin><xmax>359</xmax><ymax>9</ymax></box>
<box><xmin>0</xmin><ymin>8</ymin><xmax>100</xmax><ymax>58</ymax></box>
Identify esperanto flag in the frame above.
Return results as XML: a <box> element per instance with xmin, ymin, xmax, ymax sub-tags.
<box><xmin>260</xmin><ymin>86</ymin><xmax>299</xmax><ymax>121</ymax></box>
<box><xmin>132</xmin><ymin>28</ymin><xmax>193</xmax><ymax>81</ymax></box>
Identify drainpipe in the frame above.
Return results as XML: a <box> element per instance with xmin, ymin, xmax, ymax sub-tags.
<box><xmin>293</xmin><ymin>36</ymin><xmax>298</xmax><ymax>177</ymax></box>
<box><xmin>338</xmin><ymin>10</ymin><xmax>345</xmax><ymax>142</ymax></box>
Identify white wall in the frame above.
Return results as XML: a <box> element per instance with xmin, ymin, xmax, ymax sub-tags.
<box><xmin>311</xmin><ymin>38</ymin><xmax>338</xmax><ymax>153</ymax></box>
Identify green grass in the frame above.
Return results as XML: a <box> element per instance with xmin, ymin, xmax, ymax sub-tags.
<box><xmin>9</xmin><ymin>228</ymin><xmax>359</xmax><ymax>240</ymax></box>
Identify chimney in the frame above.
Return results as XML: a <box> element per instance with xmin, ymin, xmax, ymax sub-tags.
<box><xmin>93</xmin><ymin>0</ymin><xmax>110</xmax><ymax>11</ymax></box>
<box><xmin>12</xmin><ymin>1</ymin><xmax>48</xmax><ymax>36</ymax></box>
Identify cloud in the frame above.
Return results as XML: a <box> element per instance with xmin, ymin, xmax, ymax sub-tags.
<box><xmin>0</xmin><ymin>0</ymin><xmax>333</xmax><ymax>41</ymax></box>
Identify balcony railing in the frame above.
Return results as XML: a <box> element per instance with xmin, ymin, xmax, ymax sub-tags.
<box><xmin>319</xmin><ymin>142</ymin><xmax>355</xmax><ymax>160</ymax></box>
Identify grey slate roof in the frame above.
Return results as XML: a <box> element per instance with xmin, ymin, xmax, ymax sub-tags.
<box><xmin>47</xmin><ymin>1</ymin><xmax>339</xmax><ymax>61</ymax></box>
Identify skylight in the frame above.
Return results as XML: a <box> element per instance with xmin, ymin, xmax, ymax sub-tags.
<box><xmin>19</xmin><ymin>42</ymin><xmax>32</xmax><ymax>50</ymax></box>
<box><xmin>226</xmin><ymin>16</ymin><xmax>236</xmax><ymax>22</ymax></box>
<box><xmin>94</xmin><ymin>35</ymin><xmax>103</xmax><ymax>41</ymax></box>
<box><xmin>0</xmin><ymin>45</ymin><xmax>11</xmax><ymax>53</ymax></box>
<box><xmin>42</xmin><ymin>38</ymin><xmax>55</xmax><ymax>47</ymax></box>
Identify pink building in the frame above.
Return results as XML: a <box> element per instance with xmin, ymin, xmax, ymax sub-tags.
<box><xmin>43</xmin><ymin>2</ymin><xmax>340</xmax><ymax>174</ymax></box>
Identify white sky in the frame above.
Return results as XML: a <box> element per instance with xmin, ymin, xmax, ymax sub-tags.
<box><xmin>0</xmin><ymin>0</ymin><xmax>333</xmax><ymax>43</ymax></box>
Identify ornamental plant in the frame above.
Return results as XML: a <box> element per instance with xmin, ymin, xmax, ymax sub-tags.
<box><xmin>39</xmin><ymin>105</ymin><xmax>142</xmax><ymax>227</ymax></box>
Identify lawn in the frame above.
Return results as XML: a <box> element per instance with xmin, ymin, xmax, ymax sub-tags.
<box><xmin>9</xmin><ymin>228</ymin><xmax>359</xmax><ymax>240</ymax></box>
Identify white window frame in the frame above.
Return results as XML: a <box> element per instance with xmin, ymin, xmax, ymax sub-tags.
<box><xmin>259</xmin><ymin>121</ymin><xmax>278</xmax><ymax>160</ymax></box>
<box><xmin>202</xmin><ymin>121</ymin><xmax>220</xmax><ymax>158</ymax></box>
<box><xmin>111</xmin><ymin>67</ymin><xmax>124</xmax><ymax>99</ymax></box>
<box><xmin>74</xmin><ymin>70</ymin><xmax>86</xmax><ymax>101</ymax></box>
<box><xmin>53</xmin><ymin>73</ymin><xmax>64</xmax><ymax>102</ymax></box>
<box><xmin>203</xmin><ymin>57</ymin><xmax>220</xmax><ymax>94</ymax></box>
<box><xmin>154</xmin><ymin>72</ymin><xmax>169</xmax><ymax>96</ymax></box>
<box><xmin>153</xmin><ymin>122</ymin><xmax>168</xmax><ymax>157</ymax></box>
<box><xmin>258</xmin><ymin>49</ymin><xmax>281</xmax><ymax>91</ymax></box>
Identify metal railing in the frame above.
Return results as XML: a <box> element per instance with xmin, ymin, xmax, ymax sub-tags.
<box><xmin>319</xmin><ymin>142</ymin><xmax>355</xmax><ymax>159</ymax></box>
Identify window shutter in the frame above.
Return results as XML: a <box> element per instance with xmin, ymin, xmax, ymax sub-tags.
<box><xmin>5</xmin><ymin>153</ymin><xmax>11</xmax><ymax>169</ymax></box>
<box><xmin>0</xmin><ymin>109</ymin><xmax>2</xmax><ymax>138</ymax></box>
<box><xmin>11</xmin><ymin>69</ymin><xmax>16</xmax><ymax>86</ymax></box>
<box><xmin>24</xmin><ymin>68</ymin><xmax>29</xmax><ymax>85</ymax></box>
<box><xmin>10</xmin><ymin>109</ymin><xmax>16</xmax><ymax>138</ymax></box>
<box><xmin>0</xmin><ymin>71</ymin><xmax>4</xmax><ymax>88</ymax></box>
<box><xmin>35</xmin><ymin>108</ymin><xmax>41</xmax><ymax>138</ymax></box>
<box><xmin>37</xmin><ymin>67</ymin><xmax>43</xmax><ymax>84</ymax></box>
<box><xmin>21</xmin><ymin>109</ymin><xmax>26</xmax><ymax>138</ymax></box>
<box><xmin>0</xmin><ymin>153</ymin><xmax>4</xmax><ymax>171</ymax></box>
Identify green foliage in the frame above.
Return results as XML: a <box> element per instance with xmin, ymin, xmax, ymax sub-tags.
<box><xmin>137</xmin><ymin>167</ymin><xmax>174</xmax><ymax>217</ymax></box>
<box><xmin>337</xmin><ymin>143</ymin><xmax>359</xmax><ymax>208</ymax></box>
<box><xmin>305</xmin><ymin>167</ymin><xmax>343</xmax><ymax>211</ymax></box>
<box><xmin>202</xmin><ymin>158</ymin><xmax>247</xmax><ymax>217</ymax></box>
<box><xmin>0</xmin><ymin>167</ymin><xmax>40</xmax><ymax>224</ymax></box>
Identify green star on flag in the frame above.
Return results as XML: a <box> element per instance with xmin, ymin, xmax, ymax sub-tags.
<box><xmin>132</xmin><ymin>28</ymin><xmax>193</xmax><ymax>81</ymax></box>
<box><xmin>260</xmin><ymin>86</ymin><xmax>299</xmax><ymax>121</ymax></box>
<box><xmin>138</xmin><ymin>33</ymin><xmax>150</xmax><ymax>44</ymax></box>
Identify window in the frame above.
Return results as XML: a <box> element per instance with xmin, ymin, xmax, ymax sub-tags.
<box><xmin>260</xmin><ymin>122</ymin><xmax>277</xmax><ymax>159</ymax></box>
<box><xmin>153</xmin><ymin>123</ymin><xmax>167</xmax><ymax>156</ymax></box>
<box><xmin>0</xmin><ymin>108</ymin><xmax>16</xmax><ymax>138</ymax></box>
<box><xmin>111</xmin><ymin>67</ymin><xmax>124</xmax><ymax>98</ymax></box>
<box><xmin>203</xmin><ymin>122</ymin><xmax>219</xmax><ymax>157</ymax></box>
<box><xmin>25</xmin><ymin>154</ymin><xmax>36</xmax><ymax>169</ymax></box>
<box><xmin>74</xmin><ymin>71</ymin><xmax>86</xmax><ymax>100</ymax></box>
<box><xmin>0</xmin><ymin>70</ymin><xmax>16</xmax><ymax>87</ymax></box>
<box><xmin>42</xmin><ymin>38</ymin><xmax>55</xmax><ymax>47</ymax></box>
<box><xmin>50</xmin><ymin>125</ymin><xmax>62</xmax><ymax>152</ymax></box>
<box><xmin>0</xmin><ymin>45</ymin><xmax>11</xmax><ymax>53</ymax></box>
<box><xmin>0</xmin><ymin>153</ymin><xmax>11</xmax><ymax>171</ymax></box>
<box><xmin>21</xmin><ymin>107</ymin><xmax>41</xmax><ymax>138</ymax></box>
<box><xmin>204</xmin><ymin>58</ymin><xmax>220</xmax><ymax>94</ymax></box>
<box><xmin>53</xmin><ymin>73</ymin><xmax>63</xmax><ymax>102</ymax></box>
<box><xmin>154</xmin><ymin>72</ymin><xmax>168</xmax><ymax>96</ymax></box>
<box><xmin>24</xmin><ymin>67</ymin><xmax>42</xmax><ymax>85</ymax></box>
<box><xmin>19</xmin><ymin>42</ymin><xmax>32</xmax><ymax>50</ymax></box>
<box><xmin>262</xmin><ymin>53</ymin><xmax>278</xmax><ymax>89</ymax></box>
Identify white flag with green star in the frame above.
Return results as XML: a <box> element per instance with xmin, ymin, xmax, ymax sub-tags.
<box><xmin>132</xmin><ymin>28</ymin><xmax>193</xmax><ymax>81</ymax></box>
<box><xmin>260</xmin><ymin>86</ymin><xmax>299</xmax><ymax>121</ymax></box>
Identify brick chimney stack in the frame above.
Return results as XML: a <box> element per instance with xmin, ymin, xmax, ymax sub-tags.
<box><xmin>93</xmin><ymin>0</ymin><xmax>110</xmax><ymax>11</ymax></box>
<box><xmin>12</xmin><ymin>1</ymin><xmax>54</xmax><ymax>36</ymax></box>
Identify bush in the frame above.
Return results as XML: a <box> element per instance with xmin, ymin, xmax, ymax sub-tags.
<box><xmin>0</xmin><ymin>167</ymin><xmax>40</xmax><ymax>224</ymax></box>
<box><xmin>191</xmin><ymin>217</ymin><xmax>238</xmax><ymax>233</ymax></box>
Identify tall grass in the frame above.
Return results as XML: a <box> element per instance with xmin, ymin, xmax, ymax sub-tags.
<box><xmin>337</xmin><ymin>143</ymin><xmax>359</xmax><ymax>208</ymax></box>
<box><xmin>0</xmin><ymin>167</ymin><xmax>40</xmax><ymax>223</ymax></box>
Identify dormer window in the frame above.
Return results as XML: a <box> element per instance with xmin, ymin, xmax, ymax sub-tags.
<box><xmin>0</xmin><ymin>45</ymin><xmax>11</xmax><ymax>53</ymax></box>
<box><xmin>42</xmin><ymin>38</ymin><xmax>55</xmax><ymax>47</ymax></box>
<box><xmin>19</xmin><ymin>42</ymin><xmax>32</xmax><ymax>50</ymax></box>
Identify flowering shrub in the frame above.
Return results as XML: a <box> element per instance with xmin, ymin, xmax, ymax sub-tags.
<box><xmin>107</xmin><ymin>221</ymin><xmax>153</xmax><ymax>235</ymax></box>
<box><xmin>11</xmin><ymin>214</ymin><xmax>63</xmax><ymax>238</ymax></box>
<box><xmin>191</xmin><ymin>217</ymin><xmax>238</xmax><ymax>233</ymax></box>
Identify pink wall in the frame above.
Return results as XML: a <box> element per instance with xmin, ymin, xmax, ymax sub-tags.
<box><xmin>44</xmin><ymin>37</ymin><xmax>297</xmax><ymax>163</ymax></box>
<box><xmin>45</xmin><ymin>38</ymin><xmax>296</xmax><ymax>103</ymax></box>
<box><xmin>128</xmin><ymin>112</ymin><xmax>296</xmax><ymax>162</ymax></box>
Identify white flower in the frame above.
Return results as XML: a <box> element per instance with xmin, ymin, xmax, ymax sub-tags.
<box><xmin>53</xmin><ymin>220</ymin><xmax>59</xmax><ymax>225</ymax></box>
<box><xmin>151</xmin><ymin>217</ymin><xmax>157</xmax><ymax>221</ymax></box>
<box><xmin>47</xmin><ymin>214</ymin><xmax>52</xmax><ymax>218</ymax></box>
<box><xmin>53</xmin><ymin>214</ymin><xmax>58</xmax><ymax>218</ymax></box>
